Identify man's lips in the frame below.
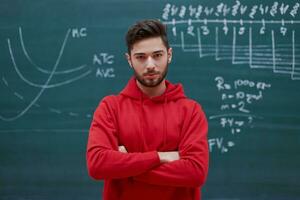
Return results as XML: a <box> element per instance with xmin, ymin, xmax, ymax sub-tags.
<box><xmin>144</xmin><ymin>73</ymin><xmax>159</xmax><ymax>78</ymax></box>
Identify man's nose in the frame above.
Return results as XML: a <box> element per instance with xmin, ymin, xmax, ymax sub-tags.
<box><xmin>145</xmin><ymin>57</ymin><xmax>156</xmax><ymax>70</ymax></box>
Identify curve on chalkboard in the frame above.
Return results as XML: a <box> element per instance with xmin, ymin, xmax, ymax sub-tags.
<box><xmin>0</xmin><ymin>38</ymin><xmax>62</xmax><ymax>122</ymax></box>
<box><xmin>1</xmin><ymin>76</ymin><xmax>93</xmax><ymax>121</ymax></box>
<box><xmin>7</xmin><ymin>31</ymin><xmax>92</xmax><ymax>89</ymax></box>
<box><xmin>19</xmin><ymin>27</ymin><xmax>88</xmax><ymax>75</ymax></box>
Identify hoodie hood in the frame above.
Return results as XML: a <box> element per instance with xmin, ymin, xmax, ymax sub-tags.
<box><xmin>120</xmin><ymin>77</ymin><xmax>186</xmax><ymax>102</ymax></box>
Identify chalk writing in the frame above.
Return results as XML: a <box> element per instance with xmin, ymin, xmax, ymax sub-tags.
<box><xmin>209</xmin><ymin>137</ymin><xmax>235</xmax><ymax>153</ymax></box>
<box><xmin>162</xmin><ymin>2</ymin><xmax>300</xmax><ymax>20</ymax></box>
<box><xmin>209</xmin><ymin>76</ymin><xmax>271</xmax><ymax>153</ymax></box>
<box><xmin>161</xmin><ymin>1</ymin><xmax>300</xmax><ymax>80</ymax></box>
<box><xmin>93</xmin><ymin>52</ymin><xmax>116</xmax><ymax>78</ymax></box>
<box><xmin>71</xmin><ymin>27</ymin><xmax>88</xmax><ymax>38</ymax></box>
<box><xmin>0</xmin><ymin>27</ymin><xmax>106</xmax><ymax>121</ymax></box>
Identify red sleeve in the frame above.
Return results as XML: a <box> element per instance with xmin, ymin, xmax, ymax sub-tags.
<box><xmin>134</xmin><ymin>102</ymin><xmax>209</xmax><ymax>187</ymax></box>
<box><xmin>86</xmin><ymin>97</ymin><xmax>160</xmax><ymax>180</ymax></box>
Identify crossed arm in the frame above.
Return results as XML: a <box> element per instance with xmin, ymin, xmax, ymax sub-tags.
<box><xmin>86</xmin><ymin>98</ymin><xmax>209</xmax><ymax>187</ymax></box>
<box><xmin>119</xmin><ymin>145</ymin><xmax>180</xmax><ymax>163</ymax></box>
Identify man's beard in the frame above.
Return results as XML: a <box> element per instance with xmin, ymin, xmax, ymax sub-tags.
<box><xmin>133</xmin><ymin>64</ymin><xmax>168</xmax><ymax>88</ymax></box>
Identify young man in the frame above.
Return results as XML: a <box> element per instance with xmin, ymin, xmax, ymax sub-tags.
<box><xmin>86</xmin><ymin>19</ymin><xmax>209</xmax><ymax>200</ymax></box>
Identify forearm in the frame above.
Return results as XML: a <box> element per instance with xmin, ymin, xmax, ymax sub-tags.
<box><xmin>87</xmin><ymin>147</ymin><xmax>160</xmax><ymax>180</ymax></box>
<box><xmin>133</xmin><ymin>138</ymin><xmax>209</xmax><ymax>187</ymax></box>
<box><xmin>119</xmin><ymin>146</ymin><xmax>179</xmax><ymax>164</ymax></box>
<box><xmin>118</xmin><ymin>146</ymin><xmax>206</xmax><ymax>187</ymax></box>
<box><xmin>133</xmin><ymin>155</ymin><xmax>208</xmax><ymax>187</ymax></box>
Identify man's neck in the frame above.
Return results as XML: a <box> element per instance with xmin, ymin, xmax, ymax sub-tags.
<box><xmin>136</xmin><ymin>80</ymin><xmax>166</xmax><ymax>98</ymax></box>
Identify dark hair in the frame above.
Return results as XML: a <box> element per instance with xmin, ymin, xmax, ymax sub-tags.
<box><xmin>125</xmin><ymin>19</ymin><xmax>169</xmax><ymax>53</ymax></box>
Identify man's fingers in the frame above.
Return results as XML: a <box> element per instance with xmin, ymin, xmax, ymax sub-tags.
<box><xmin>118</xmin><ymin>145</ymin><xmax>128</xmax><ymax>153</ymax></box>
<box><xmin>158</xmin><ymin>151</ymin><xmax>180</xmax><ymax>163</ymax></box>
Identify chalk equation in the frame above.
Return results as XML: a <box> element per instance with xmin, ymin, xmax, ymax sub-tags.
<box><xmin>209</xmin><ymin>76</ymin><xmax>271</xmax><ymax>153</ymax></box>
<box><xmin>162</xmin><ymin>2</ymin><xmax>300</xmax><ymax>20</ymax></box>
<box><xmin>0</xmin><ymin>27</ymin><xmax>116</xmax><ymax>122</ymax></box>
<box><xmin>161</xmin><ymin>1</ymin><xmax>300</xmax><ymax>80</ymax></box>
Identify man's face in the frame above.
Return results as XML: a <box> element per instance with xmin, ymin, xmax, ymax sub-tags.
<box><xmin>126</xmin><ymin>37</ymin><xmax>172</xmax><ymax>88</ymax></box>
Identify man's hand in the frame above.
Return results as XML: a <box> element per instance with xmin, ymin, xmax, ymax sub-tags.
<box><xmin>118</xmin><ymin>146</ymin><xmax>179</xmax><ymax>163</ymax></box>
<box><xmin>118</xmin><ymin>145</ymin><xmax>128</xmax><ymax>153</ymax></box>
<box><xmin>158</xmin><ymin>151</ymin><xmax>180</xmax><ymax>163</ymax></box>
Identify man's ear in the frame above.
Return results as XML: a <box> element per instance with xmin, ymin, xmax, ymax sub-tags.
<box><xmin>167</xmin><ymin>48</ymin><xmax>173</xmax><ymax>63</ymax></box>
<box><xmin>125</xmin><ymin>53</ymin><xmax>133</xmax><ymax>68</ymax></box>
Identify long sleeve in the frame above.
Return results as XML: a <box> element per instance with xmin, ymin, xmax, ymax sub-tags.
<box><xmin>134</xmin><ymin>103</ymin><xmax>209</xmax><ymax>187</ymax></box>
<box><xmin>86</xmin><ymin>97</ymin><xmax>160</xmax><ymax>180</ymax></box>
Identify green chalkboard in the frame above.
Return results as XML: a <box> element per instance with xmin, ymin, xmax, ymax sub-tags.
<box><xmin>1</xmin><ymin>0</ymin><xmax>300</xmax><ymax>199</ymax></box>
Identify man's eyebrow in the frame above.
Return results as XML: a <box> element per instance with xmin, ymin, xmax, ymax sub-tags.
<box><xmin>133</xmin><ymin>50</ymin><xmax>165</xmax><ymax>56</ymax></box>
<box><xmin>133</xmin><ymin>52</ymin><xmax>146</xmax><ymax>56</ymax></box>
<box><xmin>153</xmin><ymin>50</ymin><xmax>164</xmax><ymax>54</ymax></box>
<box><xmin>134</xmin><ymin>50</ymin><xmax>164</xmax><ymax>54</ymax></box>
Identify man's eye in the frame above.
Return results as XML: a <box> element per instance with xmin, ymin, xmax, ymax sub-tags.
<box><xmin>136</xmin><ymin>56</ymin><xmax>145</xmax><ymax>60</ymax></box>
<box><xmin>153</xmin><ymin>53</ymin><xmax>162</xmax><ymax>58</ymax></box>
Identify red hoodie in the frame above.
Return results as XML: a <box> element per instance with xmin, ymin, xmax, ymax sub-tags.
<box><xmin>87</xmin><ymin>77</ymin><xmax>209</xmax><ymax>200</ymax></box>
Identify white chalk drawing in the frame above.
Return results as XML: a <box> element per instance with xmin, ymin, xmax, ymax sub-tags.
<box><xmin>160</xmin><ymin>2</ymin><xmax>299</xmax><ymax>153</ymax></box>
<box><xmin>0</xmin><ymin>27</ymin><xmax>93</xmax><ymax>121</ymax></box>
<box><xmin>11</xmin><ymin>28</ymin><xmax>93</xmax><ymax>88</ymax></box>
<box><xmin>209</xmin><ymin>76</ymin><xmax>271</xmax><ymax>153</ymax></box>
<box><xmin>164</xmin><ymin>20</ymin><xmax>299</xmax><ymax>80</ymax></box>
<box><xmin>19</xmin><ymin>27</ymin><xmax>89</xmax><ymax>75</ymax></box>
<box><xmin>162</xmin><ymin>2</ymin><xmax>300</xmax><ymax>21</ymax></box>
<box><xmin>161</xmin><ymin>2</ymin><xmax>300</xmax><ymax>80</ymax></box>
